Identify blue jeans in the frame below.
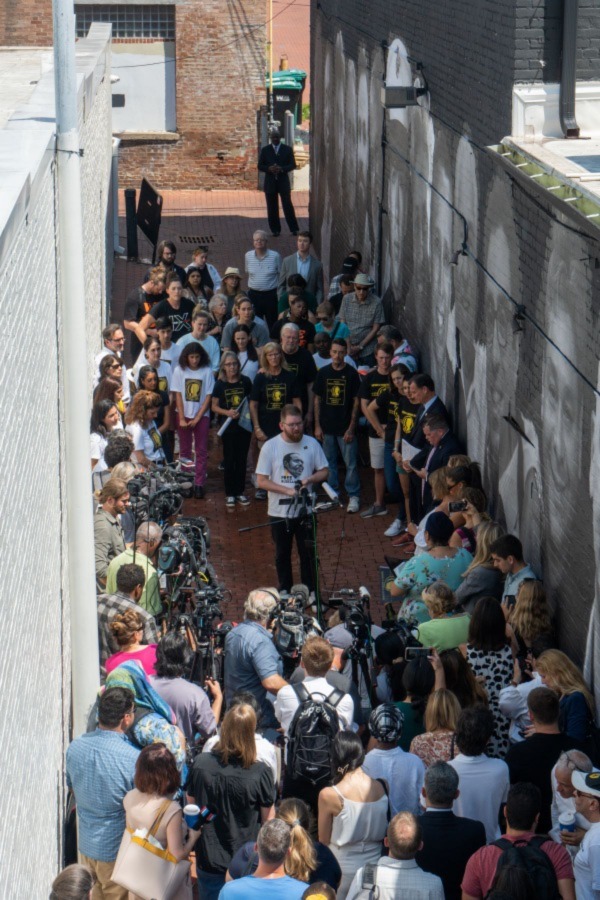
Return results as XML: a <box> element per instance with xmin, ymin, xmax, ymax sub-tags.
<box><xmin>322</xmin><ymin>434</ymin><xmax>360</xmax><ymax>497</ymax></box>
<box><xmin>196</xmin><ymin>869</ymin><xmax>225</xmax><ymax>900</ymax></box>
<box><xmin>384</xmin><ymin>441</ymin><xmax>404</xmax><ymax>509</ymax></box>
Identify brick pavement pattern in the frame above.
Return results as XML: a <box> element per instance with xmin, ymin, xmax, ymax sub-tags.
<box><xmin>112</xmin><ymin>189</ymin><xmax>394</xmax><ymax>620</ymax></box>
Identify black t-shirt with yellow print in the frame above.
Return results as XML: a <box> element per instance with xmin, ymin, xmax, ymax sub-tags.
<box><xmin>250</xmin><ymin>369</ymin><xmax>300</xmax><ymax>437</ymax></box>
<box><xmin>212</xmin><ymin>376</ymin><xmax>252</xmax><ymax>431</ymax></box>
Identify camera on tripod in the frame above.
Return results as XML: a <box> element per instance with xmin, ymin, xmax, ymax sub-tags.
<box><xmin>271</xmin><ymin>584</ymin><xmax>322</xmax><ymax>678</ymax></box>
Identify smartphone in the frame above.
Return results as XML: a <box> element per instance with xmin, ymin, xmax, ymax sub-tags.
<box><xmin>405</xmin><ymin>646</ymin><xmax>433</xmax><ymax>661</ymax></box>
<box><xmin>448</xmin><ymin>500</ymin><xmax>468</xmax><ymax>512</ymax></box>
<box><xmin>505</xmin><ymin>595</ymin><xmax>517</xmax><ymax>610</ymax></box>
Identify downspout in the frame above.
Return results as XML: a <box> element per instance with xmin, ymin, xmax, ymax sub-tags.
<box><xmin>559</xmin><ymin>0</ymin><xmax>580</xmax><ymax>138</ymax></box>
<box><xmin>52</xmin><ymin>0</ymin><xmax>100</xmax><ymax>736</ymax></box>
<box><xmin>377</xmin><ymin>41</ymin><xmax>389</xmax><ymax>295</ymax></box>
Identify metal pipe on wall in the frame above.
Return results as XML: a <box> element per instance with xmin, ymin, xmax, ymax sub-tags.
<box><xmin>559</xmin><ymin>0</ymin><xmax>581</xmax><ymax>138</ymax></box>
<box><xmin>52</xmin><ymin>0</ymin><xmax>100</xmax><ymax>736</ymax></box>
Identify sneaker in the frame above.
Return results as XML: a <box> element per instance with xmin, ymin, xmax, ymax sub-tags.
<box><xmin>347</xmin><ymin>496</ymin><xmax>360</xmax><ymax>514</ymax></box>
<box><xmin>193</xmin><ymin>485</ymin><xmax>205</xmax><ymax>500</ymax></box>
<box><xmin>360</xmin><ymin>504</ymin><xmax>388</xmax><ymax>519</ymax></box>
<box><xmin>392</xmin><ymin>531</ymin><xmax>414</xmax><ymax>547</ymax></box>
<box><xmin>226</xmin><ymin>496</ymin><xmax>236</xmax><ymax>507</ymax></box>
<box><xmin>384</xmin><ymin>517</ymin><xmax>406</xmax><ymax>538</ymax></box>
<box><xmin>255</xmin><ymin>488</ymin><xmax>267</xmax><ymax>500</ymax></box>
<box><xmin>236</xmin><ymin>495</ymin><xmax>251</xmax><ymax>506</ymax></box>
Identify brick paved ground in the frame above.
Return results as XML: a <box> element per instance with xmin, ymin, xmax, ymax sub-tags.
<box><xmin>111</xmin><ymin>189</ymin><xmax>395</xmax><ymax>622</ymax></box>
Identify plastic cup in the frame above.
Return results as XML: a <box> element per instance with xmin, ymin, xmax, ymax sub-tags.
<box><xmin>183</xmin><ymin>803</ymin><xmax>201</xmax><ymax>829</ymax></box>
<box><xmin>559</xmin><ymin>812</ymin><xmax>576</xmax><ymax>833</ymax></box>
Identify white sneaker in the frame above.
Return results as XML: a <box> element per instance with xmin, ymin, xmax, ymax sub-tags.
<box><xmin>384</xmin><ymin>517</ymin><xmax>405</xmax><ymax>537</ymax></box>
<box><xmin>347</xmin><ymin>497</ymin><xmax>360</xmax><ymax>513</ymax></box>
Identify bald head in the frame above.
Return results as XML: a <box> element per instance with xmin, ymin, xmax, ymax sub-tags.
<box><xmin>387</xmin><ymin>812</ymin><xmax>422</xmax><ymax>860</ymax></box>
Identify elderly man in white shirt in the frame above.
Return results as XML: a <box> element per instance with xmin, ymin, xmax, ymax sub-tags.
<box><xmin>549</xmin><ymin>750</ymin><xmax>593</xmax><ymax>857</ymax></box>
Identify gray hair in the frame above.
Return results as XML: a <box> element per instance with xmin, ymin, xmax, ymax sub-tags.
<box><xmin>280</xmin><ymin>322</ymin><xmax>300</xmax><ymax>336</ymax></box>
<box><xmin>257</xmin><ymin>819</ymin><xmax>291</xmax><ymax>866</ymax></box>
<box><xmin>110</xmin><ymin>461</ymin><xmax>137</xmax><ymax>482</ymax></box>
<box><xmin>253</xmin><ymin>229</ymin><xmax>268</xmax><ymax>241</ymax></box>
<box><xmin>424</xmin><ymin>761</ymin><xmax>459</xmax><ymax>806</ymax></box>
<box><xmin>135</xmin><ymin>520</ymin><xmax>162</xmax><ymax>546</ymax></box>
<box><xmin>209</xmin><ymin>293</ymin><xmax>228</xmax><ymax>312</ymax></box>
<box><xmin>556</xmin><ymin>750</ymin><xmax>593</xmax><ymax>775</ymax></box>
<box><xmin>244</xmin><ymin>588</ymin><xmax>280</xmax><ymax>622</ymax></box>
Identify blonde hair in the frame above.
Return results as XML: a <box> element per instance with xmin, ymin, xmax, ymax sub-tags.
<box><xmin>536</xmin><ymin>650</ymin><xmax>595</xmax><ymax>714</ymax></box>
<box><xmin>448</xmin><ymin>454</ymin><xmax>471</xmax><ymax>468</ymax></box>
<box><xmin>464</xmin><ymin>520</ymin><xmax>504</xmax><ymax>574</ymax></box>
<box><xmin>429</xmin><ymin>467</ymin><xmax>449</xmax><ymax>501</ymax></box>
<box><xmin>422</xmin><ymin>582</ymin><xmax>456</xmax><ymax>617</ymax></box>
<box><xmin>214</xmin><ymin>704</ymin><xmax>258</xmax><ymax>768</ymax></box>
<box><xmin>111</xmin><ymin>461</ymin><xmax>137</xmax><ymax>482</ymax></box>
<box><xmin>110</xmin><ymin>609</ymin><xmax>144</xmax><ymax>647</ymax></box>
<box><xmin>424</xmin><ymin>689</ymin><xmax>461</xmax><ymax>732</ymax></box>
<box><xmin>260</xmin><ymin>342</ymin><xmax>289</xmax><ymax>374</ymax></box>
<box><xmin>510</xmin><ymin>580</ymin><xmax>553</xmax><ymax>644</ymax></box>
<box><xmin>218</xmin><ymin>351</ymin><xmax>240</xmax><ymax>381</ymax></box>
<box><xmin>277</xmin><ymin>798</ymin><xmax>317</xmax><ymax>883</ymax></box>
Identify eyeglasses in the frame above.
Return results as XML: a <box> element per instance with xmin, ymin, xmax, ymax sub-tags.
<box><xmin>283</xmin><ymin>421</ymin><xmax>303</xmax><ymax>428</ymax></box>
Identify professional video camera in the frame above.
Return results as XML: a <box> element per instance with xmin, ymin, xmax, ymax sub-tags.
<box><xmin>271</xmin><ymin>584</ymin><xmax>323</xmax><ymax>679</ymax></box>
<box><xmin>325</xmin><ymin>586</ymin><xmax>375</xmax><ymax>699</ymax></box>
<box><xmin>128</xmin><ymin>464</ymin><xmax>193</xmax><ymax>524</ymax></box>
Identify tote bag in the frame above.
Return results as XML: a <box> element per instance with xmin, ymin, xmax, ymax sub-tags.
<box><xmin>112</xmin><ymin>800</ymin><xmax>192</xmax><ymax>900</ymax></box>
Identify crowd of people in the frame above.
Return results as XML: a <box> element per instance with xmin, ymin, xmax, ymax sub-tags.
<box><xmin>53</xmin><ymin>233</ymin><xmax>600</xmax><ymax>900</ymax></box>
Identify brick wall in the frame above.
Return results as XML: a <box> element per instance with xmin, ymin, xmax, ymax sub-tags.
<box><xmin>312</xmin><ymin>1</ymin><xmax>600</xmax><ymax>698</ymax></box>
<box><xmin>0</xmin><ymin>30</ymin><xmax>113</xmax><ymax>891</ymax></box>
<box><xmin>117</xmin><ymin>0</ymin><xmax>266</xmax><ymax>189</ymax></box>
<box><xmin>515</xmin><ymin>0</ymin><xmax>600</xmax><ymax>82</ymax></box>
<box><xmin>0</xmin><ymin>0</ymin><xmax>53</xmax><ymax>45</ymax></box>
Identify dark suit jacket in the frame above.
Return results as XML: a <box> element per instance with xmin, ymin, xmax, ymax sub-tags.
<box><xmin>407</xmin><ymin>396</ymin><xmax>449</xmax><ymax>449</ymax></box>
<box><xmin>278</xmin><ymin>253</ymin><xmax>324</xmax><ymax>301</ymax></box>
<box><xmin>416</xmin><ymin>810</ymin><xmax>486</xmax><ymax>900</ymax></box>
<box><xmin>411</xmin><ymin>430</ymin><xmax>463</xmax><ymax>510</ymax></box>
<box><xmin>258</xmin><ymin>143</ymin><xmax>297</xmax><ymax>194</ymax></box>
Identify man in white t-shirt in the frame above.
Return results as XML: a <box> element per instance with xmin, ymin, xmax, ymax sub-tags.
<box><xmin>255</xmin><ymin>404</ymin><xmax>328</xmax><ymax>594</ymax></box>
<box><xmin>572</xmin><ymin>769</ymin><xmax>600</xmax><ymax>898</ymax></box>
<box><xmin>449</xmin><ymin>706</ymin><xmax>509</xmax><ymax>843</ymax></box>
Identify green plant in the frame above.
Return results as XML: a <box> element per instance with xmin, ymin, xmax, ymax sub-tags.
<box><xmin>302</xmin><ymin>103</ymin><xmax>310</xmax><ymax>121</ymax></box>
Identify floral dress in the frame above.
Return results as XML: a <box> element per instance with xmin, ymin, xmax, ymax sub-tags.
<box><xmin>410</xmin><ymin>730</ymin><xmax>456</xmax><ymax>768</ymax></box>
<box><xmin>466</xmin><ymin>643</ymin><xmax>513</xmax><ymax>758</ymax></box>
<box><xmin>393</xmin><ymin>549</ymin><xmax>473</xmax><ymax>624</ymax></box>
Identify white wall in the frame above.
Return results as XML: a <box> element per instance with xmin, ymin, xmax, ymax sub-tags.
<box><xmin>0</xmin><ymin>24</ymin><xmax>113</xmax><ymax>895</ymax></box>
<box><xmin>112</xmin><ymin>41</ymin><xmax>176</xmax><ymax>132</ymax></box>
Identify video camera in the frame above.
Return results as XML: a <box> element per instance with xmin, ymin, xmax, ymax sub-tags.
<box><xmin>327</xmin><ymin>586</ymin><xmax>372</xmax><ymax>643</ymax></box>
<box><xmin>271</xmin><ymin>584</ymin><xmax>322</xmax><ymax>678</ymax></box>
<box><xmin>128</xmin><ymin>465</ymin><xmax>193</xmax><ymax>523</ymax></box>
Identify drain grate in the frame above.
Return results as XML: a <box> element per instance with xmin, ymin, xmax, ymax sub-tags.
<box><xmin>178</xmin><ymin>235</ymin><xmax>215</xmax><ymax>244</ymax></box>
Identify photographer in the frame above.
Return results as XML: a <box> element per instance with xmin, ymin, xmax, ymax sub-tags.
<box><xmin>224</xmin><ymin>589</ymin><xmax>288</xmax><ymax>731</ymax></box>
<box><xmin>255</xmin><ymin>404</ymin><xmax>328</xmax><ymax>595</ymax></box>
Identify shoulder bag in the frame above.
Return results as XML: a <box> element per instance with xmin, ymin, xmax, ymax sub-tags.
<box><xmin>112</xmin><ymin>799</ymin><xmax>192</xmax><ymax>900</ymax></box>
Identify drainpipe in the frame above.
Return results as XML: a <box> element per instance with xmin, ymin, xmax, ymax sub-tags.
<box><xmin>52</xmin><ymin>0</ymin><xmax>100</xmax><ymax>736</ymax></box>
<box><xmin>559</xmin><ymin>0</ymin><xmax>580</xmax><ymax>138</ymax></box>
<box><xmin>377</xmin><ymin>41</ymin><xmax>389</xmax><ymax>296</ymax></box>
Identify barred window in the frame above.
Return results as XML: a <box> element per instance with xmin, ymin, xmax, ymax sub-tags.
<box><xmin>75</xmin><ymin>5</ymin><xmax>175</xmax><ymax>40</ymax></box>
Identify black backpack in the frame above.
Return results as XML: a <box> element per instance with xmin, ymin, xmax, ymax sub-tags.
<box><xmin>286</xmin><ymin>683</ymin><xmax>344</xmax><ymax>786</ymax></box>
<box><xmin>485</xmin><ymin>835</ymin><xmax>561</xmax><ymax>899</ymax></box>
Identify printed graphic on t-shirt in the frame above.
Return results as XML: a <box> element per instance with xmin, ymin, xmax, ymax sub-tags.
<box><xmin>371</xmin><ymin>382</ymin><xmax>388</xmax><ymax>398</ymax></box>
<box><xmin>389</xmin><ymin>398</ymin><xmax>400</xmax><ymax>422</ymax></box>
<box><xmin>286</xmin><ymin>362</ymin><xmax>299</xmax><ymax>375</ymax></box>
<box><xmin>185</xmin><ymin>379</ymin><xmax>202</xmax><ymax>402</ymax></box>
<box><xmin>148</xmin><ymin>426</ymin><xmax>162</xmax><ymax>450</ymax></box>
<box><xmin>401</xmin><ymin>408</ymin><xmax>417</xmax><ymax>434</ymax></box>
<box><xmin>326</xmin><ymin>378</ymin><xmax>346</xmax><ymax>406</ymax></box>
<box><xmin>171</xmin><ymin>312</ymin><xmax>190</xmax><ymax>333</ymax></box>
<box><xmin>266</xmin><ymin>383</ymin><xmax>286</xmax><ymax>410</ymax></box>
<box><xmin>282</xmin><ymin>452</ymin><xmax>305</xmax><ymax>480</ymax></box>
<box><xmin>158</xmin><ymin>376</ymin><xmax>168</xmax><ymax>392</ymax></box>
<box><xmin>225</xmin><ymin>386</ymin><xmax>244</xmax><ymax>408</ymax></box>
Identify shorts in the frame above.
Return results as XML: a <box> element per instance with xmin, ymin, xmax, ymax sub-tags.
<box><xmin>368</xmin><ymin>436</ymin><xmax>385</xmax><ymax>469</ymax></box>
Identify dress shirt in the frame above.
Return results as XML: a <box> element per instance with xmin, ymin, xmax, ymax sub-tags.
<box><xmin>347</xmin><ymin>857</ymin><xmax>444</xmax><ymax>900</ymax></box>
<box><xmin>296</xmin><ymin>252</ymin><xmax>311</xmax><ymax>280</ymax></box>
<box><xmin>66</xmin><ymin>729</ymin><xmax>139</xmax><ymax>861</ymax></box>
<box><xmin>449</xmin><ymin>753</ymin><xmax>509</xmax><ymax>842</ymax></box>
<box><xmin>338</xmin><ymin>291</ymin><xmax>386</xmax><ymax>357</ymax></box>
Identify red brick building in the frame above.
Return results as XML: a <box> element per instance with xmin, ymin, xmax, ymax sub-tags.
<box><xmin>2</xmin><ymin>0</ymin><xmax>267</xmax><ymax>190</ymax></box>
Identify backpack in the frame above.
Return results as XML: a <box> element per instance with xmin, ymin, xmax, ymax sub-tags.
<box><xmin>485</xmin><ymin>835</ymin><xmax>561</xmax><ymax>899</ymax></box>
<box><xmin>286</xmin><ymin>683</ymin><xmax>344</xmax><ymax>786</ymax></box>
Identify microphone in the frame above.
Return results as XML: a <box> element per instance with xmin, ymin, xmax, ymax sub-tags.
<box><xmin>359</xmin><ymin>586</ymin><xmax>371</xmax><ymax>602</ymax></box>
<box><xmin>290</xmin><ymin>584</ymin><xmax>311</xmax><ymax>608</ymax></box>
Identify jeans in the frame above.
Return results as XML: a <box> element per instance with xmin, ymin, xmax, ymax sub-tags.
<box><xmin>322</xmin><ymin>433</ymin><xmax>360</xmax><ymax>497</ymax></box>
<box><xmin>177</xmin><ymin>414</ymin><xmax>210</xmax><ymax>486</ymax></box>
<box><xmin>384</xmin><ymin>441</ymin><xmax>403</xmax><ymax>507</ymax></box>
<box><xmin>196</xmin><ymin>870</ymin><xmax>225</xmax><ymax>900</ymax></box>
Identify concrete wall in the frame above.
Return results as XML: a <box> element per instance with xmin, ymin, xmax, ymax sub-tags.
<box><xmin>311</xmin><ymin>1</ymin><xmax>600</xmax><ymax>702</ymax></box>
<box><xmin>0</xmin><ymin>26</ymin><xmax>113</xmax><ymax>893</ymax></box>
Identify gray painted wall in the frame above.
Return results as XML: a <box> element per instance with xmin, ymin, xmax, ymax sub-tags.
<box><xmin>311</xmin><ymin>1</ymin><xmax>600</xmax><ymax>706</ymax></box>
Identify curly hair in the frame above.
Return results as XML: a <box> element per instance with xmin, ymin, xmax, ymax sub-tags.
<box><xmin>510</xmin><ymin>580</ymin><xmax>553</xmax><ymax>645</ymax></box>
<box><xmin>125</xmin><ymin>390</ymin><xmax>162</xmax><ymax>426</ymax></box>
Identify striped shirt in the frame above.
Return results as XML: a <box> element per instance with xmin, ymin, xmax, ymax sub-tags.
<box><xmin>245</xmin><ymin>249</ymin><xmax>281</xmax><ymax>291</ymax></box>
<box><xmin>339</xmin><ymin>291</ymin><xmax>386</xmax><ymax>356</ymax></box>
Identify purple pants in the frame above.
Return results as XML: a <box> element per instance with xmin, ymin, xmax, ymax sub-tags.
<box><xmin>177</xmin><ymin>414</ymin><xmax>210</xmax><ymax>486</ymax></box>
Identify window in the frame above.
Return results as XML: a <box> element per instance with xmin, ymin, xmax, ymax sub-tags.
<box><xmin>75</xmin><ymin>5</ymin><xmax>175</xmax><ymax>40</ymax></box>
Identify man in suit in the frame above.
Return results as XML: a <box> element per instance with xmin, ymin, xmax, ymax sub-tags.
<box><xmin>405</xmin><ymin>373</ymin><xmax>449</xmax><ymax>450</ymax></box>
<box><xmin>403</xmin><ymin>414</ymin><xmax>462</xmax><ymax>513</ymax></box>
<box><xmin>417</xmin><ymin>762</ymin><xmax>486</xmax><ymax>900</ymax></box>
<box><xmin>278</xmin><ymin>232</ymin><xmax>324</xmax><ymax>303</ymax></box>
<box><xmin>258</xmin><ymin>130</ymin><xmax>299</xmax><ymax>236</ymax></box>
